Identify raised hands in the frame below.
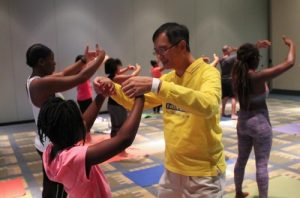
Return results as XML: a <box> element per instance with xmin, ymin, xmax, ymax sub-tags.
<box><xmin>93</xmin><ymin>77</ymin><xmax>115</xmax><ymax>97</ymax></box>
<box><xmin>201</xmin><ymin>56</ymin><xmax>210</xmax><ymax>63</ymax></box>
<box><xmin>127</xmin><ymin>63</ymin><xmax>141</xmax><ymax>71</ymax></box>
<box><xmin>282</xmin><ymin>35</ymin><xmax>296</xmax><ymax>66</ymax></box>
<box><xmin>127</xmin><ymin>65</ymin><xmax>136</xmax><ymax>70</ymax></box>
<box><xmin>84</xmin><ymin>44</ymin><xmax>106</xmax><ymax>63</ymax></box>
<box><xmin>256</xmin><ymin>40</ymin><xmax>271</xmax><ymax>49</ymax></box>
<box><xmin>282</xmin><ymin>35</ymin><xmax>294</xmax><ymax>47</ymax></box>
<box><xmin>121</xmin><ymin>76</ymin><xmax>153</xmax><ymax>98</ymax></box>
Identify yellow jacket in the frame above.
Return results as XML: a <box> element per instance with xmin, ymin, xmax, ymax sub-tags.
<box><xmin>112</xmin><ymin>58</ymin><xmax>226</xmax><ymax>176</ymax></box>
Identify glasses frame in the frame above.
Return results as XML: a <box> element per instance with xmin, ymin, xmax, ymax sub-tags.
<box><xmin>153</xmin><ymin>40</ymin><xmax>182</xmax><ymax>56</ymax></box>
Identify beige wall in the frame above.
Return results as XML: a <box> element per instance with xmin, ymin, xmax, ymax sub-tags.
<box><xmin>271</xmin><ymin>0</ymin><xmax>300</xmax><ymax>90</ymax></box>
<box><xmin>0</xmin><ymin>0</ymin><xmax>268</xmax><ymax>123</ymax></box>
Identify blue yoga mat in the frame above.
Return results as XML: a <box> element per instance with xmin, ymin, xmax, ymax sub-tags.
<box><xmin>124</xmin><ymin>165</ymin><xmax>164</xmax><ymax>187</ymax></box>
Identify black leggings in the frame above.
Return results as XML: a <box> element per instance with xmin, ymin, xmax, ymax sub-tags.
<box><xmin>37</xmin><ymin>149</ymin><xmax>67</xmax><ymax>198</ymax></box>
<box><xmin>77</xmin><ymin>98</ymin><xmax>92</xmax><ymax>113</ymax></box>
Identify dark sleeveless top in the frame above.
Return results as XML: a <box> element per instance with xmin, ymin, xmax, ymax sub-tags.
<box><xmin>107</xmin><ymin>74</ymin><xmax>119</xmax><ymax>105</ymax></box>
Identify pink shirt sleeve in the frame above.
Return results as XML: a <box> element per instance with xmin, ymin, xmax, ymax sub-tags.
<box><xmin>43</xmin><ymin>145</ymin><xmax>89</xmax><ymax>191</ymax></box>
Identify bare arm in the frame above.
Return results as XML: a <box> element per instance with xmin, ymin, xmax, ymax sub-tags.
<box><xmin>53</xmin><ymin>46</ymin><xmax>97</xmax><ymax>77</ymax></box>
<box><xmin>86</xmin><ymin>95</ymin><xmax>144</xmax><ymax>167</ymax></box>
<box><xmin>82</xmin><ymin>77</ymin><xmax>116</xmax><ymax>131</ymax></box>
<box><xmin>82</xmin><ymin>94</ymin><xmax>106</xmax><ymax>133</ymax></box>
<box><xmin>210</xmin><ymin>53</ymin><xmax>220</xmax><ymax>67</ymax></box>
<box><xmin>29</xmin><ymin>47</ymin><xmax>106</xmax><ymax>107</ymax></box>
<box><xmin>131</xmin><ymin>64</ymin><xmax>141</xmax><ymax>76</ymax></box>
<box><xmin>118</xmin><ymin>66</ymin><xmax>130</xmax><ymax>74</ymax></box>
<box><xmin>52</xmin><ymin>61</ymin><xmax>85</xmax><ymax>77</ymax></box>
<box><xmin>251</xmin><ymin>36</ymin><xmax>296</xmax><ymax>82</ymax></box>
<box><xmin>113</xmin><ymin>64</ymin><xmax>142</xmax><ymax>84</ymax></box>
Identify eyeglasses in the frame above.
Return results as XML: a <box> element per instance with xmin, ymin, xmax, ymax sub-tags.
<box><xmin>153</xmin><ymin>40</ymin><xmax>181</xmax><ymax>56</ymax></box>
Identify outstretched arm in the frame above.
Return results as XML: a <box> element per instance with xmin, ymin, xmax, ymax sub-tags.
<box><xmin>29</xmin><ymin>45</ymin><xmax>105</xmax><ymax>107</ymax></box>
<box><xmin>83</xmin><ymin>77</ymin><xmax>115</xmax><ymax>132</ymax></box>
<box><xmin>113</xmin><ymin>64</ymin><xmax>142</xmax><ymax>84</ymax></box>
<box><xmin>86</xmin><ymin>95</ymin><xmax>144</xmax><ymax>167</ymax></box>
<box><xmin>251</xmin><ymin>36</ymin><xmax>295</xmax><ymax>81</ymax></box>
<box><xmin>256</xmin><ymin>40</ymin><xmax>271</xmax><ymax>49</ymax></box>
<box><xmin>53</xmin><ymin>45</ymin><xmax>99</xmax><ymax>77</ymax></box>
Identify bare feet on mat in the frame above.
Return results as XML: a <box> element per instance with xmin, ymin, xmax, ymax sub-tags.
<box><xmin>235</xmin><ymin>191</ymin><xmax>249</xmax><ymax>198</ymax></box>
<box><xmin>231</xmin><ymin>114</ymin><xmax>238</xmax><ymax>120</ymax></box>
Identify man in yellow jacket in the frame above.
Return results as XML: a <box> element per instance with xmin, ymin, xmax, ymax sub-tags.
<box><xmin>94</xmin><ymin>22</ymin><xmax>226</xmax><ymax>198</ymax></box>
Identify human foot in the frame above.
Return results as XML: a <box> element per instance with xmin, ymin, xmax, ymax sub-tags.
<box><xmin>235</xmin><ymin>192</ymin><xmax>249</xmax><ymax>198</ymax></box>
<box><xmin>231</xmin><ymin>114</ymin><xmax>238</xmax><ymax>120</ymax></box>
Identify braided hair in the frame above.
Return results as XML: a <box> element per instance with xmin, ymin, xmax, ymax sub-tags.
<box><xmin>232</xmin><ymin>43</ymin><xmax>260</xmax><ymax>110</ymax></box>
<box><xmin>37</xmin><ymin>97</ymin><xmax>86</xmax><ymax>160</ymax></box>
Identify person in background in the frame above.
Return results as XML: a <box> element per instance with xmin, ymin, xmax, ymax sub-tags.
<box><xmin>104</xmin><ymin>58</ymin><xmax>141</xmax><ymax>138</ymax></box>
<box><xmin>220</xmin><ymin>45</ymin><xmax>238</xmax><ymax>119</ymax></box>
<box><xmin>232</xmin><ymin>36</ymin><xmax>295</xmax><ymax>198</ymax></box>
<box><xmin>26</xmin><ymin>43</ymin><xmax>105</xmax><ymax>197</ymax></box>
<box><xmin>75</xmin><ymin>55</ymin><xmax>93</xmax><ymax>113</ymax></box>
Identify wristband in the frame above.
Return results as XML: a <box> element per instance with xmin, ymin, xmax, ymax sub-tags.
<box><xmin>80</xmin><ymin>56</ymin><xmax>87</xmax><ymax>64</ymax></box>
<box><xmin>151</xmin><ymin>78</ymin><xmax>161</xmax><ymax>93</ymax></box>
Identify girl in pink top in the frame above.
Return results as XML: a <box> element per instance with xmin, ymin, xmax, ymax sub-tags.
<box><xmin>38</xmin><ymin>81</ymin><xmax>145</xmax><ymax>198</ymax></box>
<box><xmin>76</xmin><ymin>55</ymin><xmax>93</xmax><ymax>113</ymax></box>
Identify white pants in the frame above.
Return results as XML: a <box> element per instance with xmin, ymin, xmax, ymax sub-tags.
<box><xmin>158</xmin><ymin>169</ymin><xmax>225</xmax><ymax>198</ymax></box>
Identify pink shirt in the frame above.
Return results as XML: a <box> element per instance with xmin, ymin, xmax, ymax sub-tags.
<box><xmin>151</xmin><ymin>67</ymin><xmax>162</xmax><ymax>78</ymax></box>
<box><xmin>77</xmin><ymin>80</ymin><xmax>93</xmax><ymax>101</ymax></box>
<box><xmin>43</xmin><ymin>144</ymin><xmax>112</xmax><ymax>198</ymax></box>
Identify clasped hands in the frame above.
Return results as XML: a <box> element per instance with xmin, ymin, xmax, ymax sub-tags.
<box><xmin>93</xmin><ymin>76</ymin><xmax>153</xmax><ymax>98</ymax></box>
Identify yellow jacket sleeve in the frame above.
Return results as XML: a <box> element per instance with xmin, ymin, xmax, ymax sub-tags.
<box><xmin>111</xmin><ymin>83</ymin><xmax>163</xmax><ymax>110</ymax></box>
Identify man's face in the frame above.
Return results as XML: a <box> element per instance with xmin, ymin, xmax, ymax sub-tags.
<box><xmin>153</xmin><ymin>33</ymin><xmax>181</xmax><ymax>69</ymax></box>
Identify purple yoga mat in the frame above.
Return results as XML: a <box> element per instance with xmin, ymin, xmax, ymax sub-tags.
<box><xmin>273</xmin><ymin>123</ymin><xmax>300</xmax><ymax>135</ymax></box>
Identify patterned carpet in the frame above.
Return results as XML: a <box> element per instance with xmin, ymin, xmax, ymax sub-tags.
<box><xmin>0</xmin><ymin>94</ymin><xmax>300</xmax><ymax>198</ymax></box>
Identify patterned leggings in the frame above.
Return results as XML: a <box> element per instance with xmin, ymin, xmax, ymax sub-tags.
<box><xmin>234</xmin><ymin>109</ymin><xmax>272</xmax><ymax>198</ymax></box>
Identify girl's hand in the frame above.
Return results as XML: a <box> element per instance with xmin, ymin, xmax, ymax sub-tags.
<box><xmin>85</xmin><ymin>44</ymin><xmax>106</xmax><ymax>62</ymax></box>
<box><xmin>93</xmin><ymin>77</ymin><xmax>115</xmax><ymax>96</ymax></box>
<box><xmin>128</xmin><ymin>65</ymin><xmax>136</xmax><ymax>70</ymax></box>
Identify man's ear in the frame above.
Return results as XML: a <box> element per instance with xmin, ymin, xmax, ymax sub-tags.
<box><xmin>178</xmin><ymin>40</ymin><xmax>188</xmax><ymax>51</ymax></box>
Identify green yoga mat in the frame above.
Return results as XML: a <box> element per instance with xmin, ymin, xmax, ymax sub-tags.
<box><xmin>225</xmin><ymin>176</ymin><xmax>300</xmax><ymax>198</ymax></box>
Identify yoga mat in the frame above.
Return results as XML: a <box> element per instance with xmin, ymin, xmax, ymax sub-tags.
<box><xmin>85</xmin><ymin>134</ymin><xmax>152</xmax><ymax>163</ymax></box>
<box><xmin>124</xmin><ymin>165</ymin><xmax>164</xmax><ymax>187</ymax></box>
<box><xmin>224</xmin><ymin>176</ymin><xmax>300</xmax><ymax>198</ymax></box>
<box><xmin>273</xmin><ymin>123</ymin><xmax>300</xmax><ymax>135</ymax></box>
<box><xmin>0</xmin><ymin>177</ymin><xmax>26</xmax><ymax>198</ymax></box>
<box><xmin>220</xmin><ymin>119</ymin><xmax>237</xmax><ymax>128</ymax></box>
<box><xmin>142</xmin><ymin>113</ymin><xmax>153</xmax><ymax>119</ymax></box>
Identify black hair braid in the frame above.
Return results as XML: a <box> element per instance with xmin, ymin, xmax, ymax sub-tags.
<box><xmin>232</xmin><ymin>43</ymin><xmax>259</xmax><ymax>110</ymax></box>
<box><xmin>232</xmin><ymin>60</ymin><xmax>251</xmax><ymax>109</ymax></box>
<box><xmin>37</xmin><ymin>97</ymin><xmax>86</xmax><ymax>160</ymax></box>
